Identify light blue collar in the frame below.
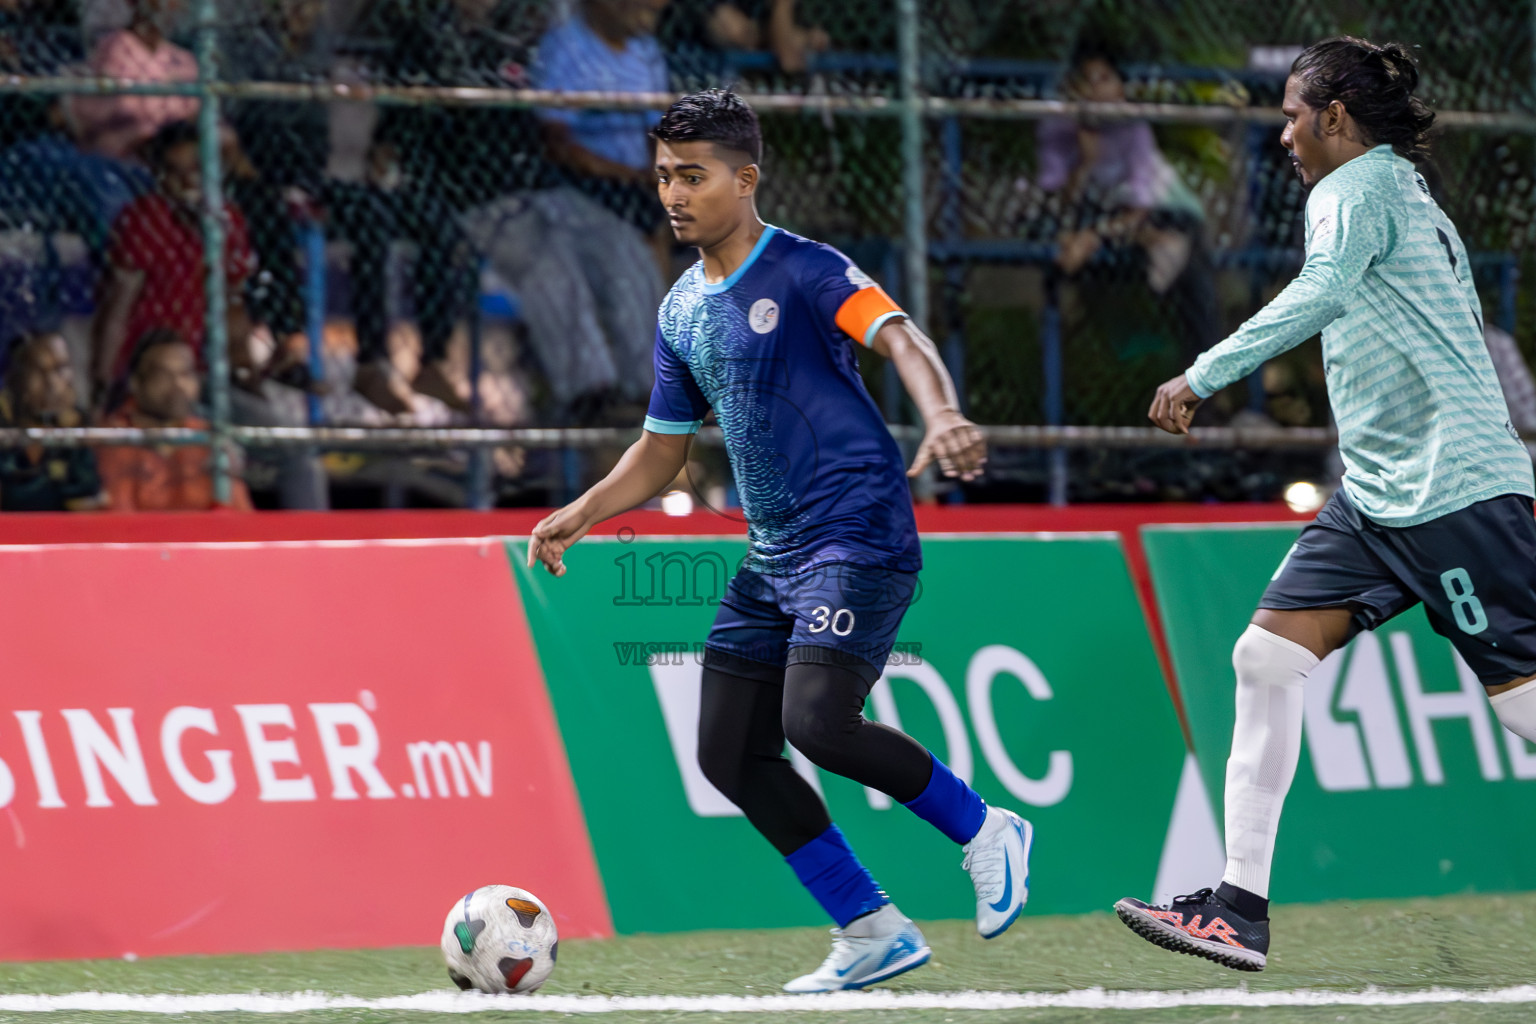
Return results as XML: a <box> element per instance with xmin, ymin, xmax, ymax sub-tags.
<box><xmin>702</xmin><ymin>225</ymin><xmax>777</xmax><ymax>294</ymax></box>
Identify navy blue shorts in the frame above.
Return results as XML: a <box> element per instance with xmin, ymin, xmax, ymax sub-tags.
<box><xmin>1261</xmin><ymin>490</ymin><xmax>1536</xmax><ymax>685</ymax></box>
<box><xmin>702</xmin><ymin>563</ymin><xmax>918</xmax><ymax>684</ymax></box>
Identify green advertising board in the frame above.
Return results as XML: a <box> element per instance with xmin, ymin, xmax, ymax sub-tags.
<box><xmin>1143</xmin><ymin>523</ymin><xmax>1536</xmax><ymax>904</ymax></box>
<box><xmin>509</xmin><ymin>532</ymin><xmax>1187</xmax><ymax>933</ymax></box>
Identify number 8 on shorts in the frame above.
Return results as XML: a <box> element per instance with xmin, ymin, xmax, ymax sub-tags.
<box><xmin>1440</xmin><ymin>567</ymin><xmax>1489</xmax><ymax>635</ymax></box>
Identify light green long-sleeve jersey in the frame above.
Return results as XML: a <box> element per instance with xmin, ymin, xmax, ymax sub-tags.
<box><xmin>1186</xmin><ymin>145</ymin><xmax>1533</xmax><ymax>525</ymax></box>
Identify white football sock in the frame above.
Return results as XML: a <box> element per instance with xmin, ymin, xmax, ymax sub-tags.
<box><xmin>1491</xmin><ymin>677</ymin><xmax>1536</xmax><ymax>743</ymax></box>
<box><xmin>1220</xmin><ymin>624</ymin><xmax>1319</xmax><ymax>899</ymax></box>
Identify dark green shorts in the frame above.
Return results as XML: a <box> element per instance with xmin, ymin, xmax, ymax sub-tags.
<box><xmin>1262</xmin><ymin>489</ymin><xmax>1536</xmax><ymax>685</ymax></box>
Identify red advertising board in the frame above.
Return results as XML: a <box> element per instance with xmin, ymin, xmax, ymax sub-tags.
<box><xmin>0</xmin><ymin>539</ymin><xmax>612</xmax><ymax>961</ymax></box>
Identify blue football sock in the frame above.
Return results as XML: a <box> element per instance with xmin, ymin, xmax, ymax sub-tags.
<box><xmin>784</xmin><ymin>824</ymin><xmax>889</xmax><ymax>928</ymax></box>
<box><xmin>902</xmin><ymin>752</ymin><xmax>987</xmax><ymax>844</ymax></box>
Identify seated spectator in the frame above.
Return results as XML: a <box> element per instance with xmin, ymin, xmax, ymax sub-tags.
<box><xmin>1037</xmin><ymin>38</ymin><xmax>1218</xmax><ymax>364</ymax></box>
<box><xmin>0</xmin><ymin>331</ymin><xmax>107</xmax><ymax>511</ymax></box>
<box><xmin>68</xmin><ymin>0</ymin><xmax>198</xmax><ymax>161</ymax></box>
<box><xmin>359</xmin><ymin>0</ymin><xmax>549</xmax><ymax>215</ymax></box>
<box><xmin>465</xmin><ymin>185</ymin><xmax>663</xmax><ymax>424</ymax></box>
<box><xmin>319</xmin><ymin>0</ymin><xmax>485</xmax><ymax>415</ymax></box>
<box><xmin>0</xmin><ymin>2</ymin><xmax>140</xmax><ymax>339</ymax></box>
<box><xmin>0</xmin><ymin>0</ymin><xmax>85</xmax><ymax>151</ymax></box>
<box><xmin>98</xmin><ymin>330</ymin><xmax>252</xmax><ymax>511</ymax></box>
<box><xmin>488</xmin><ymin>0</ymin><xmax>662</xmax><ymax>422</ymax></box>
<box><xmin>92</xmin><ymin>119</ymin><xmax>327</xmax><ymax>508</ymax></box>
<box><xmin>533</xmin><ymin>0</ymin><xmax>669</xmax><ymax>240</ymax></box>
<box><xmin>0</xmin><ymin>97</ymin><xmax>150</xmax><ymax>348</ymax></box>
<box><xmin>660</xmin><ymin>0</ymin><xmax>829</xmax><ymax>82</ymax></box>
<box><xmin>0</xmin><ymin>99</ymin><xmax>150</xmax><ymax>262</ymax></box>
<box><xmin>91</xmin><ymin>119</ymin><xmax>256</xmax><ymax>397</ymax></box>
<box><xmin>221</xmin><ymin>0</ymin><xmax>333</xmax><ymax>348</ymax></box>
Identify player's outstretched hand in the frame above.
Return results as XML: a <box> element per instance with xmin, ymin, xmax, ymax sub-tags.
<box><xmin>527</xmin><ymin>504</ymin><xmax>595</xmax><ymax>577</ymax></box>
<box><xmin>1149</xmin><ymin>374</ymin><xmax>1201</xmax><ymax>435</ymax></box>
<box><xmin>909</xmin><ymin>412</ymin><xmax>987</xmax><ymax>482</ymax></box>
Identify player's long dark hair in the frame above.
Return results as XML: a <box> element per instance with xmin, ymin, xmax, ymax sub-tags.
<box><xmin>1291</xmin><ymin>37</ymin><xmax>1436</xmax><ymax>160</ymax></box>
<box><xmin>652</xmin><ymin>89</ymin><xmax>763</xmax><ymax>165</ymax></box>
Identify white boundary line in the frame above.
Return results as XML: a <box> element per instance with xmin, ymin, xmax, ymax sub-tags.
<box><xmin>0</xmin><ymin>985</ymin><xmax>1532</xmax><ymax>1014</ymax></box>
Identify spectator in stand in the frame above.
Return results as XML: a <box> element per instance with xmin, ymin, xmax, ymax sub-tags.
<box><xmin>0</xmin><ymin>99</ymin><xmax>150</xmax><ymax>264</ymax></box>
<box><xmin>1037</xmin><ymin>37</ymin><xmax>1219</xmax><ymax>364</ymax></box>
<box><xmin>98</xmin><ymin>330</ymin><xmax>252</xmax><ymax>511</ymax></box>
<box><xmin>465</xmin><ymin>168</ymin><xmax>664</xmax><ymax>425</ymax></box>
<box><xmin>0</xmin><ymin>331</ymin><xmax>107</xmax><ymax>511</ymax></box>
<box><xmin>659</xmin><ymin>0</ymin><xmax>829</xmax><ymax>84</ymax></box>
<box><xmin>483</xmin><ymin>0</ymin><xmax>662</xmax><ymax>422</ymax></box>
<box><xmin>0</xmin><ymin>0</ymin><xmax>84</xmax><ymax>151</ymax></box>
<box><xmin>319</xmin><ymin>0</ymin><xmax>484</xmax><ymax>415</ymax></box>
<box><xmin>91</xmin><ymin>120</ymin><xmax>256</xmax><ymax>398</ymax></box>
<box><xmin>533</xmin><ymin>0</ymin><xmax>669</xmax><ymax>243</ymax></box>
<box><xmin>361</xmin><ymin>0</ymin><xmax>655</xmax><ymax>426</ymax></box>
<box><xmin>92</xmin><ymin>120</ymin><xmax>328</xmax><ymax>508</ymax></box>
<box><xmin>68</xmin><ymin>0</ymin><xmax>198</xmax><ymax>162</ymax></box>
<box><xmin>363</xmin><ymin>0</ymin><xmax>550</xmax><ymax>217</ymax></box>
<box><xmin>0</xmin><ymin>1</ymin><xmax>143</xmax><ymax>338</ymax></box>
<box><xmin>221</xmin><ymin>0</ymin><xmax>334</xmax><ymax>350</ymax></box>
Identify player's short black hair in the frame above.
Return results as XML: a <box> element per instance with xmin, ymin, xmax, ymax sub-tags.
<box><xmin>1291</xmin><ymin>37</ymin><xmax>1436</xmax><ymax>160</ymax></box>
<box><xmin>143</xmin><ymin>118</ymin><xmax>201</xmax><ymax>171</ymax></box>
<box><xmin>651</xmin><ymin>89</ymin><xmax>762</xmax><ymax>166</ymax></box>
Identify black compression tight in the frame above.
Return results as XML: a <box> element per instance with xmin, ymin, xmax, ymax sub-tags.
<box><xmin>696</xmin><ymin>655</ymin><xmax>935</xmax><ymax>856</ymax></box>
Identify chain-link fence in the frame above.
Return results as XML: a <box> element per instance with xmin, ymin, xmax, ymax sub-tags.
<box><xmin>2</xmin><ymin>0</ymin><xmax>1535</xmax><ymax>509</ymax></box>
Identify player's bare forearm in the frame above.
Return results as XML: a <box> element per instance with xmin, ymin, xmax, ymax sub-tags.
<box><xmin>873</xmin><ymin>319</ymin><xmax>959</xmax><ymax>424</ymax></box>
<box><xmin>527</xmin><ymin>430</ymin><xmax>692</xmax><ymax>576</ymax></box>
<box><xmin>576</xmin><ymin>430</ymin><xmax>692</xmax><ymax>522</ymax></box>
<box><xmin>872</xmin><ymin>319</ymin><xmax>987</xmax><ymax>481</ymax></box>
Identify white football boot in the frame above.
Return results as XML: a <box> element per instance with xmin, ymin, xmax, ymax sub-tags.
<box><xmin>962</xmin><ymin>806</ymin><xmax>1033</xmax><ymax>938</ymax></box>
<box><xmin>782</xmin><ymin>904</ymin><xmax>931</xmax><ymax>993</ymax></box>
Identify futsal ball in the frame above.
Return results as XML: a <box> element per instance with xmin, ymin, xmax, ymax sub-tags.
<box><xmin>441</xmin><ymin>885</ymin><xmax>558</xmax><ymax>994</ymax></box>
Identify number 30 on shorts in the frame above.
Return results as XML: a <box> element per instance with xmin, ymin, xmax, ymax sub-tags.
<box><xmin>807</xmin><ymin>605</ymin><xmax>856</xmax><ymax>636</ymax></box>
<box><xmin>1440</xmin><ymin>567</ymin><xmax>1489</xmax><ymax>635</ymax></box>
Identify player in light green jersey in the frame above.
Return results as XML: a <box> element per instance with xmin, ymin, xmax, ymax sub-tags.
<box><xmin>1116</xmin><ymin>36</ymin><xmax>1536</xmax><ymax>972</ymax></box>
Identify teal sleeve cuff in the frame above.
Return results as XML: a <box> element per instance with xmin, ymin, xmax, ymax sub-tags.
<box><xmin>862</xmin><ymin>310</ymin><xmax>909</xmax><ymax>347</ymax></box>
<box><xmin>643</xmin><ymin>415</ymin><xmax>702</xmax><ymax>435</ymax></box>
<box><xmin>1185</xmin><ymin>367</ymin><xmax>1215</xmax><ymax>400</ymax></box>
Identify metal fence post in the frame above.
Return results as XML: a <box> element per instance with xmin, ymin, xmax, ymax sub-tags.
<box><xmin>896</xmin><ymin>0</ymin><xmax>927</xmax><ymax>334</ymax></box>
<box><xmin>303</xmin><ymin>220</ymin><xmax>326</xmax><ymax>426</ymax></box>
<box><xmin>195</xmin><ymin>0</ymin><xmax>231</xmax><ymax>506</ymax></box>
<box><xmin>467</xmin><ymin>274</ymin><xmax>492</xmax><ymax>511</ymax></box>
<box><xmin>1042</xmin><ymin>272</ymin><xmax>1067</xmax><ymax>506</ymax></box>
<box><xmin>896</xmin><ymin>0</ymin><xmax>935</xmax><ymax>500</ymax></box>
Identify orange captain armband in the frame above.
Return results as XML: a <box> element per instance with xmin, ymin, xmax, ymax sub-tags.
<box><xmin>834</xmin><ymin>283</ymin><xmax>907</xmax><ymax>347</ymax></box>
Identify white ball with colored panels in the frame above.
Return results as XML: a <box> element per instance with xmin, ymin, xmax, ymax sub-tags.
<box><xmin>441</xmin><ymin>885</ymin><xmax>558</xmax><ymax>994</ymax></box>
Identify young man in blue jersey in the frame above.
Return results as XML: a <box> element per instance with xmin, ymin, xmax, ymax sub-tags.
<box><xmin>1116</xmin><ymin>38</ymin><xmax>1536</xmax><ymax>971</ymax></box>
<box><xmin>528</xmin><ymin>89</ymin><xmax>1032</xmax><ymax>992</ymax></box>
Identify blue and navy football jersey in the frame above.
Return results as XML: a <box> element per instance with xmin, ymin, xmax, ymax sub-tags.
<box><xmin>645</xmin><ymin>226</ymin><xmax>921</xmax><ymax>576</ymax></box>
